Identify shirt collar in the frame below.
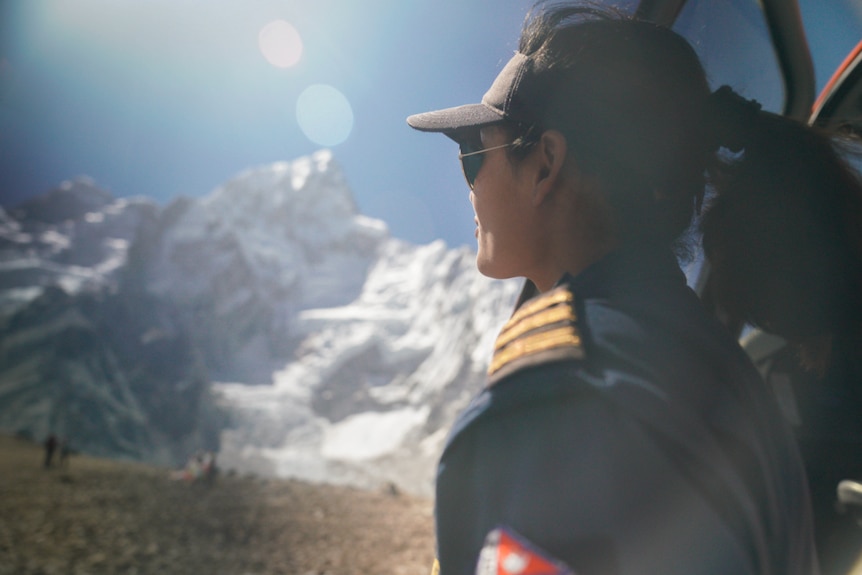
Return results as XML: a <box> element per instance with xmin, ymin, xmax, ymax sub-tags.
<box><xmin>513</xmin><ymin>244</ymin><xmax>686</xmax><ymax>310</ymax></box>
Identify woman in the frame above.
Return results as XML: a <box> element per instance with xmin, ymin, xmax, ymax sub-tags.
<box><xmin>406</xmin><ymin>3</ymin><xmax>854</xmax><ymax>574</ymax></box>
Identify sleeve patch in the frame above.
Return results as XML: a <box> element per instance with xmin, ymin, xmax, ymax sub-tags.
<box><xmin>488</xmin><ymin>286</ymin><xmax>584</xmax><ymax>383</ymax></box>
<box><xmin>476</xmin><ymin>526</ymin><xmax>575</xmax><ymax>575</ymax></box>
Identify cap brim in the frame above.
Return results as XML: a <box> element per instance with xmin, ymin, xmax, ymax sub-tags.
<box><xmin>406</xmin><ymin>103</ymin><xmax>505</xmax><ymax>136</ymax></box>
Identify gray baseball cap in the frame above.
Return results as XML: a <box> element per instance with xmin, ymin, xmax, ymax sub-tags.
<box><xmin>406</xmin><ymin>52</ymin><xmax>543</xmax><ymax>137</ymax></box>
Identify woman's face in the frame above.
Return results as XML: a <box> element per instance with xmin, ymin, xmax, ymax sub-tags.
<box><xmin>469</xmin><ymin>125</ymin><xmax>543</xmax><ymax>280</ymax></box>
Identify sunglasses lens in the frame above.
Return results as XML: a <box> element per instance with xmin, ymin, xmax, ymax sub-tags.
<box><xmin>461</xmin><ymin>155</ymin><xmax>484</xmax><ymax>188</ymax></box>
<box><xmin>459</xmin><ymin>141</ymin><xmax>483</xmax><ymax>189</ymax></box>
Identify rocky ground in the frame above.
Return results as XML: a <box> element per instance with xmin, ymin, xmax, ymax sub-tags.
<box><xmin>0</xmin><ymin>434</ymin><xmax>435</xmax><ymax>575</ymax></box>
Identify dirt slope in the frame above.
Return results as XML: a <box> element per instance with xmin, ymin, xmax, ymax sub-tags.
<box><xmin>0</xmin><ymin>435</ymin><xmax>435</xmax><ymax>575</ymax></box>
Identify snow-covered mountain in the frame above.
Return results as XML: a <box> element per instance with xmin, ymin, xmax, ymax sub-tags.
<box><xmin>0</xmin><ymin>177</ymin><xmax>221</xmax><ymax>465</ymax></box>
<box><xmin>0</xmin><ymin>177</ymin><xmax>157</xmax><ymax>312</ymax></box>
<box><xmin>0</xmin><ymin>151</ymin><xmax>519</xmax><ymax>494</ymax></box>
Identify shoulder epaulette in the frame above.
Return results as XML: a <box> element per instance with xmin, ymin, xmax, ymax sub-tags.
<box><xmin>487</xmin><ymin>285</ymin><xmax>585</xmax><ymax>385</ymax></box>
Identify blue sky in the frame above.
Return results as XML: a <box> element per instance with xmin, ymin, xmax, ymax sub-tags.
<box><xmin>1</xmin><ymin>0</ymin><xmax>860</xmax><ymax>249</ymax></box>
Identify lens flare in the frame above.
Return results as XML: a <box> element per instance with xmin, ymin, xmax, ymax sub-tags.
<box><xmin>258</xmin><ymin>20</ymin><xmax>302</xmax><ymax>68</ymax></box>
<box><xmin>296</xmin><ymin>84</ymin><xmax>354</xmax><ymax>147</ymax></box>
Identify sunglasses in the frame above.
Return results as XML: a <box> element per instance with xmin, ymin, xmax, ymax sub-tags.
<box><xmin>458</xmin><ymin>141</ymin><xmax>515</xmax><ymax>189</ymax></box>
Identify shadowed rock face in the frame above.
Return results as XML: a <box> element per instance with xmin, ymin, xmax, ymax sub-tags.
<box><xmin>0</xmin><ymin>284</ymin><xmax>221</xmax><ymax>465</ymax></box>
<box><xmin>8</xmin><ymin>178</ymin><xmax>114</xmax><ymax>225</ymax></box>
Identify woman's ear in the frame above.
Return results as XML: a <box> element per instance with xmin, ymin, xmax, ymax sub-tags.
<box><xmin>532</xmin><ymin>129</ymin><xmax>569</xmax><ymax>206</ymax></box>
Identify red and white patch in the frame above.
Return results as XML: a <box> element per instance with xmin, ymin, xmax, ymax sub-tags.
<box><xmin>476</xmin><ymin>527</ymin><xmax>575</xmax><ymax>575</ymax></box>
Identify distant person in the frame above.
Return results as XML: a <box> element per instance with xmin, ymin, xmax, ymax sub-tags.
<box><xmin>43</xmin><ymin>433</ymin><xmax>57</xmax><ymax>468</ymax></box>
<box><xmin>201</xmin><ymin>451</ymin><xmax>217</xmax><ymax>485</ymax></box>
<box><xmin>404</xmin><ymin>2</ymin><xmax>845</xmax><ymax>574</ymax></box>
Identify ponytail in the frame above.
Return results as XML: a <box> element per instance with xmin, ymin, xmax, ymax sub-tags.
<box><xmin>701</xmin><ymin>88</ymin><xmax>862</xmax><ymax>370</ymax></box>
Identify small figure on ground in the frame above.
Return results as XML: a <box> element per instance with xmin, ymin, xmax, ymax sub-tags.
<box><xmin>43</xmin><ymin>433</ymin><xmax>57</xmax><ymax>468</ymax></box>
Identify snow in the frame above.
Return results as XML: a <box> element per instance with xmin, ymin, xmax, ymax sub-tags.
<box><xmin>40</xmin><ymin>230</ymin><xmax>71</xmax><ymax>250</ymax></box>
<box><xmin>0</xmin><ymin>182</ymin><xmax>156</xmax><ymax>304</ymax></box>
<box><xmin>3</xmin><ymin>150</ymin><xmax>521</xmax><ymax>494</ymax></box>
<box><xmin>322</xmin><ymin>407</ymin><xmax>430</xmax><ymax>461</ymax></box>
<box><xmin>0</xmin><ymin>286</ymin><xmax>44</xmax><ymax>314</ymax></box>
<box><xmin>214</xmin><ymin>216</ymin><xmax>518</xmax><ymax>491</ymax></box>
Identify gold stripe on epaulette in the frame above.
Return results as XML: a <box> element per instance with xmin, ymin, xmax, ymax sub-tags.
<box><xmin>489</xmin><ymin>326</ymin><xmax>584</xmax><ymax>376</ymax></box>
<box><xmin>503</xmin><ymin>286</ymin><xmax>573</xmax><ymax>331</ymax></box>
<box><xmin>488</xmin><ymin>285</ymin><xmax>584</xmax><ymax>380</ymax></box>
<box><xmin>494</xmin><ymin>305</ymin><xmax>576</xmax><ymax>351</ymax></box>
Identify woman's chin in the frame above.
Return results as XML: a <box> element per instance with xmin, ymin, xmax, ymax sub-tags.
<box><xmin>475</xmin><ymin>256</ymin><xmax>497</xmax><ymax>279</ymax></box>
<box><xmin>475</xmin><ymin>255</ymin><xmax>514</xmax><ymax>281</ymax></box>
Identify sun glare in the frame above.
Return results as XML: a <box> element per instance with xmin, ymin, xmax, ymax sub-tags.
<box><xmin>258</xmin><ymin>20</ymin><xmax>303</xmax><ymax>68</ymax></box>
<box><xmin>296</xmin><ymin>84</ymin><xmax>354</xmax><ymax>147</ymax></box>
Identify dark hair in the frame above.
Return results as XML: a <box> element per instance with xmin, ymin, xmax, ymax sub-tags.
<box><xmin>509</xmin><ymin>2</ymin><xmax>715</xmax><ymax>246</ymax></box>
<box><xmin>512</xmin><ymin>2</ymin><xmax>862</xmax><ymax>367</ymax></box>
<box><xmin>701</xmin><ymin>114</ymin><xmax>862</xmax><ymax>369</ymax></box>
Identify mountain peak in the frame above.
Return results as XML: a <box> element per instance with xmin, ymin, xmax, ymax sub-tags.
<box><xmin>210</xmin><ymin>150</ymin><xmax>351</xmax><ymax>209</ymax></box>
<box><xmin>10</xmin><ymin>177</ymin><xmax>114</xmax><ymax>224</ymax></box>
<box><xmin>197</xmin><ymin>152</ymin><xmax>386</xmax><ymax>252</ymax></box>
